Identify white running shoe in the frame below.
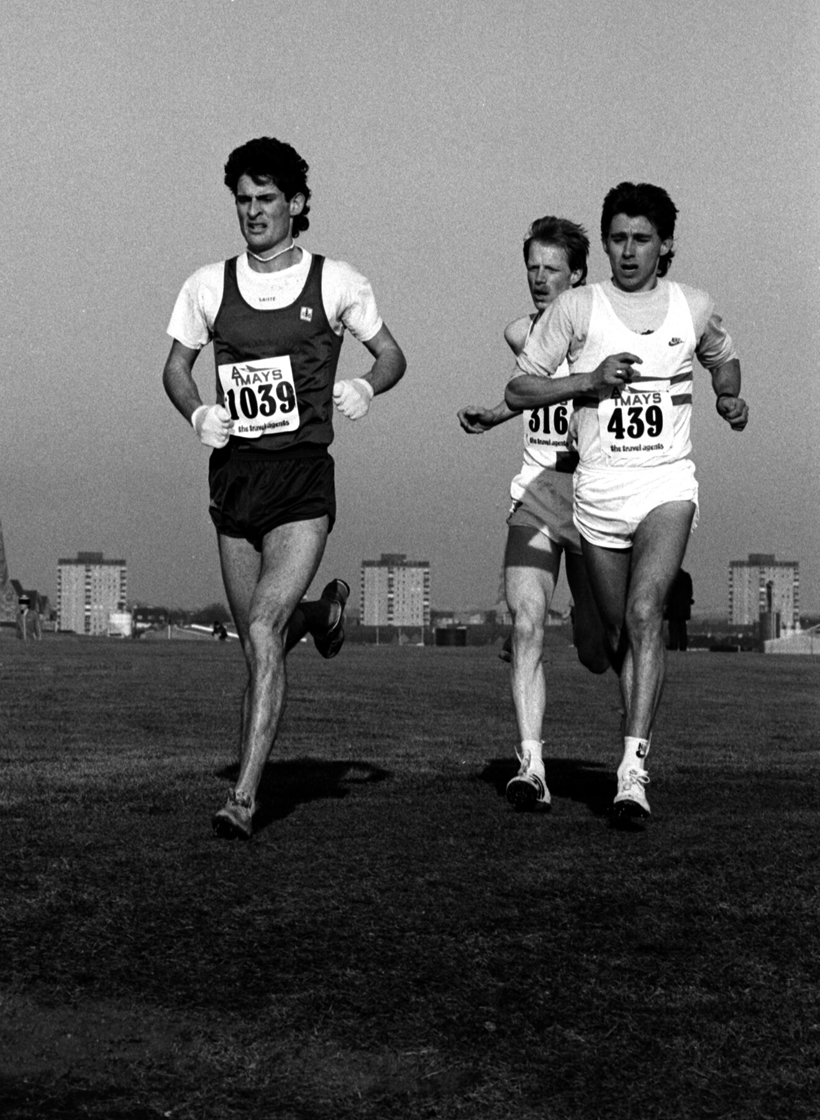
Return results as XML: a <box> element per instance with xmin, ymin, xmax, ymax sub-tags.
<box><xmin>506</xmin><ymin>755</ymin><xmax>551</xmax><ymax>811</ymax></box>
<box><xmin>613</xmin><ymin>765</ymin><xmax>650</xmax><ymax>821</ymax></box>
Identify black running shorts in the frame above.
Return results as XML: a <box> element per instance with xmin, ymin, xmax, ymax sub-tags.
<box><xmin>208</xmin><ymin>445</ymin><xmax>336</xmax><ymax>551</ymax></box>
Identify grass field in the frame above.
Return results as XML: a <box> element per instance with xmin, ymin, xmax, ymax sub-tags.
<box><xmin>1</xmin><ymin>634</ymin><xmax>819</xmax><ymax>1119</ymax></box>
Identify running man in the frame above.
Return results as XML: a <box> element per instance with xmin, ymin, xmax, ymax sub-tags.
<box><xmin>458</xmin><ymin>217</ymin><xmax>609</xmax><ymax>812</ymax></box>
<box><xmin>507</xmin><ymin>182</ymin><xmax>748</xmax><ymax>823</ymax></box>
<box><xmin>163</xmin><ymin>137</ymin><xmax>406</xmax><ymax>839</ymax></box>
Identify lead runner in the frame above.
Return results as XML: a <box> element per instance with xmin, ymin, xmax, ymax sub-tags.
<box><xmin>163</xmin><ymin>137</ymin><xmax>406</xmax><ymax>839</ymax></box>
<box><xmin>507</xmin><ymin>182</ymin><xmax>747</xmax><ymax>824</ymax></box>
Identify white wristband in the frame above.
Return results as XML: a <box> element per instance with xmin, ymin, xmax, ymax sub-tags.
<box><xmin>190</xmin><ymin>404</ymin><xmax>209</xmax><ymax>430</ymax></box>
<box><xmin>351</xmin><ymin>378</ymin><xmax>374</xmax><ymax>401</ymax></box>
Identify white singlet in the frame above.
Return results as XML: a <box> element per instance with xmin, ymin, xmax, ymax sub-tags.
<box><xmin>570</xmin><ymin>282</ymin><xmax>700</xmax><ymax>548</ymax></box>
<box><xmin>570</xmin><ymin>283</ymin><xmax>695</xmax><ymax>470</ymax></box>
<box><xmin>508</xmin><ymin>355</ymin><xmax>580</xmax><ymax>552</ymax></box>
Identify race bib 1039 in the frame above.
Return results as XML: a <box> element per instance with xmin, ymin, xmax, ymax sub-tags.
<box><xmin>217</xmin><ymin>355</ymin><xmax>300</xmax><ymax>438</ymax></box>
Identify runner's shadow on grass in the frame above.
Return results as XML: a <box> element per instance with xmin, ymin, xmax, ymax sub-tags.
<box><xmin>215</xmin><ymin>758</ymin><xmax>391</xmax><ymax>828</ymax></box>
<box><xmin>479</xmin><ymin>756</ymin><xmax>616</xmax><ymax>819</ymax></box>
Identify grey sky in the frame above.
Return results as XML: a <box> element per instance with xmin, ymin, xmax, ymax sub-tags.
<box><xmin>2</xmin><ymin>0</ymin><xmax>818</xmax><ymax>613</ymax></box>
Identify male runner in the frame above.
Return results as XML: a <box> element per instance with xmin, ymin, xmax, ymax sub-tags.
<box><xmin>665</xmin><ymin>568</ymin><xmax>694</xmax><ymax>651</ymax></box>
<box><xmin>507</xmin><ymin>182</ymin><xmax>748</xmax><ymax>823</ymax></box>
<box><xmin>458</xmin><ymin>217</ymin><xmax>609</xmax><ymax>812</ymax></box>
<box><xmin>163</xmin><ymin>137</ymin><xmax>406</xmax><ymax>839</ymax></box>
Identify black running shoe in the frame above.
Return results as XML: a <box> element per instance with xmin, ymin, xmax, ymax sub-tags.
<box><xmin>314</xmin><ymin>579</ymin><xmax>350</xmax><ymax>659</ymax></box>
<box><xmin>212</xmin><ymin>789</ymin><xmax>255</xmax><ymax>840</ymax></box>
<box><xmin>506</xmin><ymin>764</ymin><xmax>551</xmax><ymax>811</ymax></box>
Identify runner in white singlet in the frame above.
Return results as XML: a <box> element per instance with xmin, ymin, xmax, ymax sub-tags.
<box><xmin>507</xmin><ymin>183</ymin><xmax>748</xmax><ymax>825</ymax></box>
<box><xmin>458</xmin><ymin>218</ymin><xmax>609</xmax><ymax>813</ymax></box>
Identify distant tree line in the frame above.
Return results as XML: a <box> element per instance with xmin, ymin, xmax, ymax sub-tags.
<box><xmin>132</xmin><ymin>602</ymin><xmax>232</xmax><ymax>629</ymax></box>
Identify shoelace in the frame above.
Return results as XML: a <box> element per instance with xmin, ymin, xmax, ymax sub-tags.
<box><xmin>621</xmin><ymin>768</ymin><xmax>649</xmax><ymax>790</ymax></box>
<box><xmin>228</xmin><ymin>790</ymin><xmax>254</xmax><ymax>811</ymax></box>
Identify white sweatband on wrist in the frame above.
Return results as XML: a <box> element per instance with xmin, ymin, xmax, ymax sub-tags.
<box><xmin>191</xmin><ymin>404</ymin><xmax>232</xmax><ymax>448</ymax></box>
<box><xmin>333</xmin><ymin>378</ymin><xmax>374</xmax><ymax>420</ymax></box>
<box><xmin>351</xmin><ymin>378</ymin><xmax>374</xmax><ymax>401</ymax></box>
<box><xmin>191</xmin><ymin>404</ymin><xmax>209</xmax><ymax>430</ymax></box>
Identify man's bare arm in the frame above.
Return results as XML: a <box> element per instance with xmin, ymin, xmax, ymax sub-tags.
<box><xmin>504</xmin><ymin>315</ymin><xmax>533</xmax><ymax>356</ymax></box>
<box><xmin>163</xmin><ymin>339</ymin><xmax>204</xmax><ymax>423</ymax></box>
<box><xmin>711</xmin><ymin>358</ymin><xmax>748</xmax><ymax>431</ymax></box>
<box><xmin>358</xmin><ymin>323</ymin><xmax>406</xmax><ymax>395</ymax></box>
<box><xmin>505</xmin><ymin>352</ymin><xmax>641</xmax><ymax>411</ymax></box>
<box><xmin>458</xmin><ymin>401</ymin><xmax>519</xmax><ymax>434</ymax></box>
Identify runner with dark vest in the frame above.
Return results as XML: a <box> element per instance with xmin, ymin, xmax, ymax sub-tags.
<box><xmin>163</xmin><ymin>137</ymin><xmax>406</xmax><ymax>839</ymax></box>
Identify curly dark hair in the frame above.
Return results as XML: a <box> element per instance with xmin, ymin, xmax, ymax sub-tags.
<box><xmin>523</xmin><ymin>216</ymin><xmax>590</xmax><ymax>285</ymax></box>
<box><xmin>600</xmin><ymin>182</ymin><xmax>678</xmax><ymax>276</ymax></box>
<box><xmin>223</xmin><ymin>137</ymin><xmax>311</xmax><ymax>238</ymax></box>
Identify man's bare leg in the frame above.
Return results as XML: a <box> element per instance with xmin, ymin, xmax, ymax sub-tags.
<box><xmin>582</xmin><ymin>501</ymin><xmax>695</xmax><ymax>819</ymax></box>
<box><xmin>213</xmin><ymin>517</ymin><xmax>329</xmax><ymax>837</ymax></box>
<box><xmin>620</xmin><ymin>502</ymin><xmax>695</xmax><ymax>738</ymax></box>
<box><xmin>564</xmin><ymin>550</ymin><xmax>610</xmax><ymax>675</ymax></box>
<box><xmin>503</xmin><ymin>526</ymin><xmax>561</xmax><ymax>809</ymax></box>
<box><xmin>228</xmin><ymin>572</ymin><xmax>346</xmax><ymax>770</ymax></box>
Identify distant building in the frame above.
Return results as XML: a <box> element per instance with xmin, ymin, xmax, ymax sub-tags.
<box><xmin>133</xmin><ymin>605</ymin><xmax>170</xmax><ymax>634</ymax></box>
<box><xmin>0</xmin><ymin>522</ymin><xmax>51</xmax><ymax>629</ymax></box>
<box><xmin>0</xmin><ymin>518</ymin><xmax>19</xmax><ymax>625</ymax></box>
<box><xmin>729</xmin><ymin>553</ymin><xmax>799</xmax><ymax>628</ymax></box>
<box><xmin>361</xmin><ymin>553</ymin><xmax>430</xmax><ymax>628</ymax></box>
<box><xmin>57</xmin><ymin>551</ymin><xmax>127</xmax><ymax>635</ymax></box>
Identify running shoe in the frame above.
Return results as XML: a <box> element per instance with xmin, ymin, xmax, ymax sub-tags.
<box><xmin>612</xmin><ymin>765</ymin><xmax>651</xmax><ymax>821</ymax></box>
<box><xmin>314</xmin><ymin>579</ymin><xmax>350</xmax><ymax>660</ymax></box>
<box><xmin>498</xmin><ymin>636</ymin><xmax>512</xmax><ymax>663</ymax></box>
<box><xmin>212</xmin><ymin>789</ymin><xmax>256</xmax><ymax>840</ymax></box>
<box><xmin>506</xmin><ymin>757</ymin><xmax>551</xmax><ymax>811</ymax></box>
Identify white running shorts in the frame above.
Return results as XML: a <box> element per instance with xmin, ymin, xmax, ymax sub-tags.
<box><xmin>573</xmin><ymin>459</ymin><xmax>699</xmax><ymax>549</ymax></box>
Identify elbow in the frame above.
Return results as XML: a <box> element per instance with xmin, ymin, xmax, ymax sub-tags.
<box><xmin>388</xmin><ymin>346</ymin><xmax>407</xmax><ymax>387</ymax></box>
<box><xmin>161</xmin><ymin>364</ymin><xmax>179</xmax><ymax>401</ymax></box>
<box><xmin>505</xmin><ymin>381</ymin><xmax>524</xmax><ymax>411</ymax></box>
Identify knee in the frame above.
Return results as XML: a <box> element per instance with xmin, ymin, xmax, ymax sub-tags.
<box><xmin>246</xmin><ymin>614</ymin><xmax>285</xmax><ymax>673</ymax></box>
<box><xmin>626</xmin><ymin>594</ymin><xmax>664</xmax><ymax>641</ymax></box>
<box><xmin>511</xmin><ymin>607</ymin><xmax>544</xmax><ymax>653</ymax></box>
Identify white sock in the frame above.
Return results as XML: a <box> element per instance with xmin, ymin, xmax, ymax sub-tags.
<box><xmin>519</xmin><ymin>739</ymin><xmax>543</xmax><ymax>767</ymax></box>
<box><xmin>622</xmin><ymin>736</ymin><xmax>650</xmax><ymax>771</ymax></box>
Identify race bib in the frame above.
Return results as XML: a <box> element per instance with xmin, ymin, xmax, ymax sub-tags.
<box><xmin>598</xmin><ymin>386</ymin><xmax>674</xmax><ymax>466</ymax></box>
<box><xmin>217</xmin><ymin>355</ymin><xmax>300</xmax><ymax>438</ymax></box>
<box><xmin>525</xmin><ymin>403</ymin><xmax>572</xmax><ymax>451</ymax></box>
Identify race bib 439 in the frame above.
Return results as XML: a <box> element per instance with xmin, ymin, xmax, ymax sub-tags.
<box><xmin>598</xmin><ymin>387</ymin><xmax>674</xmax><ymax>466</ymax></box>
<box><xmin>218</xmin><ymin>355</ymin><xmax>300</xmax><ymax>438</ymax></box>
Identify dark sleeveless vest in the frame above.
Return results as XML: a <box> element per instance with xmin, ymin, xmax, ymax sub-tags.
<box><xmin>212</xmin><ymin>254</ymin><xmax>344</xmax><ymax>452</ymax></box>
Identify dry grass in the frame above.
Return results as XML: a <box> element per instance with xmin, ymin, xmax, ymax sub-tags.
<box><xmin>1</xmin><ymin>634</ymin><xmax>819</xmax><ymax>1118</ymax></box>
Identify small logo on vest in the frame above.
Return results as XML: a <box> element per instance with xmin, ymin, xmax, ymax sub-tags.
<box><xmin>300</xmin><ymin>307</ymin><xmax>313</xmax><ymax>322</ymax></box>
<box><xmin>668</xmin><ymin>337</ymin><xmax>683</xmax><ymax>346</ymax></box>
